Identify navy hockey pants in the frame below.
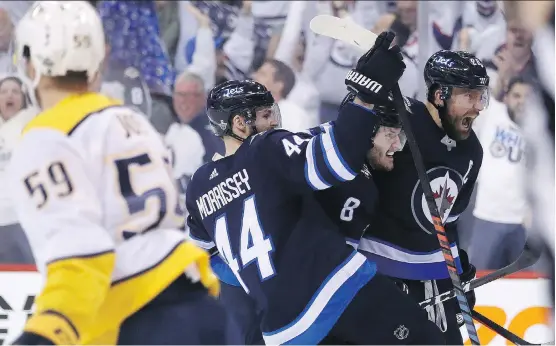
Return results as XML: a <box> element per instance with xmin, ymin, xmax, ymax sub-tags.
<box><xmin>117</xmin><ymin>276</ymin><xmax>241</xmax><ymax>345</ymax></box>
<box><xmin>321</xmin><ymin>273</ymin><xmax>446</xmax><ymax>345</ymax></box>
<box><xmin>397</xmin><ymin>277</ymin><xmax>464</xmax><ymax>345</ymax></box>
<box><xmin>219</xmin><ymin>282</ymin><xmax>265</xmax><ymax>345</ymax></box>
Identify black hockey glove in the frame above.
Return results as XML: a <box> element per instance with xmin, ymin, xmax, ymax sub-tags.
<box><xmin>458</xmin><ymin>249</ymin><xmax>477</xmax><ymax>326</ymax></box>
<box><xmin>345</xmin><ymin>31</ymin><xmax>406</xmax><ymax>104</ymax></box>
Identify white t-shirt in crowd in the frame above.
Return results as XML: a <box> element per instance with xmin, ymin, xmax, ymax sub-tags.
<box><xmin>472</xmin><ymin>98</ymin><xmax>527</xmax><ymax>224</ymax></box>
<box><xmin>287</xmin><ymin>75</ymin><xmax>320</xmax><ymax>129</ymax></box>
<box><xmin>0</xmin><ymin>106</ymin><xmax>38</xmax><ymax>225</ymax></box>
<box><xmin>164</xmin><ymin>122</ymin><xmax>205</xmax><ymax>182</ymax></box>
<box><xmin>278</xmin><ymin>98</ymin><xmax>315</xmax><ymax>133</ymax></box>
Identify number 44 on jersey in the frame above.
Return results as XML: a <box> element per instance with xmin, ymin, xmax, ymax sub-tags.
<box><xmin>214</xmin><ymin>195</ymin><xmax>276</xmax><ymax>293</ymax></box>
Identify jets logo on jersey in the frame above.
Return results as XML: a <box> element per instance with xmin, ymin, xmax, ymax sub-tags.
<box><xmin>410</xmin><ymin>167</ymin><xmax>463</xmax><ymax>234</ymax></box>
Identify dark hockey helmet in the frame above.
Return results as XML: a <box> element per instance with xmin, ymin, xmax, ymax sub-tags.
<box><xmin>340</xmin><ymin>92</ymin><xmax>401</xmax><ymax>127</ymax></box>
<box><xmin>424</xmin><ymin>50</ymin><xmax>490</xmax><ymax>106</ymax></box>
<box><xmin>207</xmin><ymin>79</ymin><xmax>277</xmax><ymax>137</ymax></box>
<box><xmin>340</xmin><ymin>91</ymin><xmax>406</xmax><ymax>148</ymax></box>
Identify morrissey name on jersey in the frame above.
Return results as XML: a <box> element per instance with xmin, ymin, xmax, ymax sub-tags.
<box><xmin>196</xmin><ymin>169</ymin><xmax>251</xmax><ymax>219</ymax></box>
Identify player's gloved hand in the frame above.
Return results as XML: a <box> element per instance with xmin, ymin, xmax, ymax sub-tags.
<box><xmin>459</xmin><ymin>249</ymin><xmax>477</xmax><ymax>322</ymax></box>
<box><xmin>11</xmin><ymin>311</ymin><xmax>78</xmax><ymax>345</ymax></box>
<box><xmin>345</xmin><ymin>31</ymin><xmax>406</xmax><ymax>104</ymax></box>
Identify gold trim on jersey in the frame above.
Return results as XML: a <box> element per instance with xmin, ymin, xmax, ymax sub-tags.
<box><xmin>31</xmin><ymin>241</ymin><xmax>218</xmax><ymax>345</ymax></box>
<box><xmin>27</xmin><ymin>250</ymin><xmax>116</xmax><ymax>344</ymax></box>
<box><xmin>22</xmin><ymin>92</ymin><xmax>122</xmax><ymax>136</ymax></box>
<box><xmin>83</xmin><ymin>241</ymin><xmax>219</xmax><ymax>344</ymax></box>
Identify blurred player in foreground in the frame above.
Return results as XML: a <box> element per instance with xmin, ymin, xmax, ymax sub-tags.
<box><xmin>8</xmin><ymin>2</ymin><xmax>238</xmax><ymax>344</ymax></box>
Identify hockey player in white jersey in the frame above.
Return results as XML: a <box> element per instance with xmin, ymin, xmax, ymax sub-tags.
<box><xmin>8</xmin><ymin>2</ymin><xmax>239</xmax><ymax>345</ymax></box>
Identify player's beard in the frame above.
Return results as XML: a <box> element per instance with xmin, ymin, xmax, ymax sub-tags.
<box><xmin>439</xmin><ymin>105</ymin><xmax>474</xmax><ymax>141</ymax></box>
<box><xmin>366</xmin><ymin>146</ymin><xmax>394</xmax><ymax>171</ymax></box>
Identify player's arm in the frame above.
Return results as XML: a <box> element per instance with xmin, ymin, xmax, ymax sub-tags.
<box><xmin>261</xmin><ymin>101</ymin><xmax>378</xmax><ymax>190</ymax></box>
<box><xmin>260</xmin><ymin>32</ymin><xmax>406</xmax><ymax>190</ymax></box>
<box><xmin>9</xmin><ymin>134</ymin><xmax>115</xmax><ymax>345</ymax></box>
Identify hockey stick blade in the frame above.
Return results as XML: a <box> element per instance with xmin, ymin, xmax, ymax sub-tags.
<box><xmin>419</xmin><ymin>235</ymin><xmax>543</xmax><ymax>308</ymax></box>
<box><xmin>472</xmin><ymin>310</ymin><xmax>551</xmax><ymax>345</ymax></box>
<box><xmin>310</xmin><ymin>15</ymin><xmax>377</xmax><ymax>51</ymax></box>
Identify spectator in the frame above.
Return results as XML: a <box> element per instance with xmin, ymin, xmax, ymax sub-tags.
<box><xmin>99</xmin><ymin>0</ymin><xmax>175</xmax><ymax>96</ymax></box>
<box><xmin>0</xmin><ymin>76</ymin><xmax>29</xmax><ymax>125</ymax></box>
<box><xmin>301</xmin><ymin>1</ymin><xmax>384</xmax><ymax>123</ymax></box>
<box><xmin>252</xmin><ymin>59</ymin><xmax>316</xmax><ymax>132</ymax></box>
<box><xmin>270</xmin><ymin>1</ymin><xmax>321</xmax><ymax>127</ymax></box>
<box><xmin>373</xmin><ymin>1</ymin><xmax>418</xmax><ymax>59</ymax></box>
<box><xmin>468</xmin><ymin>76</ymin><xmax>532</xmax><ymax>270</ymax></box>
<box><xmin>99</xmin><ymin>0</ymin><xmax>176</xmax><ymax>134</ymax></box>
<box><xmin>155</xmin><ymin>1</ymin><xmax>181</xmax><ymax>61</ymax></box>
<box><xmin>174</xmin><ymin>0</ymin><xmax>240</xmax><ymax>74</ymax></box>
<box><xmin>0</xmin><ymin>9</ymin><xmax>15</xmax><ymax>75</ymax></box>
<box><xmin>172</xmin><ymin>71</ymin><xmax>224</xmax><ymax>163</ymax></box>
<box><xmin>459</xmin><ymin>0</ymin><xmax>506</xmax><ymax>52</ymax></box>
<box><xmin>0</xmin><ymin>76</ymin><xmax>38</xmax><ymax>264</ymax></box>
<box><xmin>182</xmin><ymin>2</ymin><xmax>218</xmax><ymax>92</ymax></box>
<box><xmin>472</xmin><ymin>4</ymin><xmax>536</xmax><ymax>99</ymax></box>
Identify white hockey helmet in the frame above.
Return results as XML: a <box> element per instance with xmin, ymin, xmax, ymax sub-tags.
<box><xmin>14</xmin><ymin>1</ymin><xmax>105</xmax><ymax>87</ymax></box>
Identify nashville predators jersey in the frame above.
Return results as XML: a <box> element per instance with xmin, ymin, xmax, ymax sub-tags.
<box><xmin>8</xmin><ymin>93</ymin><xmax>218</xmax><ymax>345</ymax></box>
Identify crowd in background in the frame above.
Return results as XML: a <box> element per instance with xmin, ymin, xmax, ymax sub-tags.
<box><xmin>0</xmin><ymin>0</ymin><xmax>553</xmax><ymax>274</ymax></box>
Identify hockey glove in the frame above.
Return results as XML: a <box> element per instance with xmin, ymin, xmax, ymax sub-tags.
<box><xmin>459</xmin><ymin>249</ymin><xmax>477</xmax><ymax>311</ymax></box>
<box><xmin>345</xmin><ymin>31</ymin><xmax>406</xmax><ymax>104</ymax></box>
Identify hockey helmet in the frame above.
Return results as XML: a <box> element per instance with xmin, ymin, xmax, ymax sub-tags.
<box><xmin>207</xmin><ymin>79</ymin><xmax>279</xmax><ymax>137</ymax></box>
<box><xmin>339</xmin><ymin>92</ymin><xmax>406</xmax><ymax>148</ymax></box>
<box><xmin>424</xmin><ymin>50</ymin><xmax>490</xmax><ymax>108</ymax></box>
<box><xmin>340</xmin><ymin>92</ymin><xmax>402</xmax><ymax>128</ymax></box>
<box><xmin>15</xmin><ymin>1</ymin><xmax>106</xmax><ymax>88</ymax></box>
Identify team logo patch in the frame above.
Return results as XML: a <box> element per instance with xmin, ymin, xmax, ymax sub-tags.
<box><xmin>410</xmin><ymin>167</ymin><xmax>463</xmax><ymax>234</ymax></box>
<box><xmin>394</xmin><ymin>325</ymin><xmax>409</xmax><ymax>340</ymax></box>
<box><xmin>456</xmin><ymin>313</ymin><xmax>464</xmax><ymax>326</ymax></box>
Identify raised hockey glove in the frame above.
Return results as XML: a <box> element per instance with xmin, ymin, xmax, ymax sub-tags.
<box><xmin>345</xmin><ymin>31</ymin><xmax>406</xmax><ymax>104</ymax></box>
<box><xmin>459</xmin><ymin>249</ymin><xmax>477</xmax><ymax>320</ymax></box>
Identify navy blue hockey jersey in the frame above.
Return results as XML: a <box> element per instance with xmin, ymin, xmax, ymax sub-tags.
<box><xmin>359</xmin><ymin>97</ymin><xmax>483</xmax><ymax>280</ymax></box>
<box><xmin>186</xmin><ymin>102</ymin><xmax>379</xmax><ymax>345</ymax></box>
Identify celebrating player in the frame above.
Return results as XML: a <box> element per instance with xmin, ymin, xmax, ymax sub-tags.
<box><xmin>8</xmin><ymin>2</ymin><xmax>239</xmax><ymax>345</ymax></box>
<box><xmin>358</xmin><ymin>50</ymin><xmax>488</xmax><ymax>343</ymax></box>
<box><xmin>197</xmin><ymin>91</ymin><xmax>409</xmax><ymax>344</ymax></box>
<box><xmin>186</xmin><ymin>32</ymin><xmax>445</xmax><ymax>344</ymax></box>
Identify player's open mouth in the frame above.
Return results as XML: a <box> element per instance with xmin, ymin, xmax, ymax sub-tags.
<box><xmin>461</xmin><ymin>117</ymin><xmax>472</xmax><ymax>130</ymax></box>
<box><xmin>386</xmin><ymin>151</ymin><xmax>395</xmax><ymax>157</ymax></box>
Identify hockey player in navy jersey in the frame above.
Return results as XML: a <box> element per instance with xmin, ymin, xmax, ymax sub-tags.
<box><xmin>356</xmin><ymin>50</ymin><xmax>488</xmax><ymax>343</ymax></box>
<box><xmin>186</xmin><ymin>32</ymin><xmax>445</xmax><ymax>345</ymax></box>
<box><xmin>314</xmin><ymin>93</ymin><xmax>406</xmax><ymax>247</ymax></box>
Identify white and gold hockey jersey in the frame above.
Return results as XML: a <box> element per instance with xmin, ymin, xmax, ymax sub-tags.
<box><xmin>8</xmin><ymin>93</ymin><xmax>219</xmax><ymax>344</ymax></box>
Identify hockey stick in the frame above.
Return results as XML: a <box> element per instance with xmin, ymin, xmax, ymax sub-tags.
<box><xmin>419</xmin><ymin>235</ymin><xmax>543</xmax><ymax>308</ymax></box>
<box><xmin>472</xmin><ymin>310</ymin><xmax>553</xmax><ymax>345</ymax></box>
<box><xmin>310</xmin><ymin>14</ymin><xmax>481</xmax><ymax>345</ymax></box>
<box><xmin>391</xmin><ymin>81</ymin><xmax>481</xmax><ymax>346</ymax></box>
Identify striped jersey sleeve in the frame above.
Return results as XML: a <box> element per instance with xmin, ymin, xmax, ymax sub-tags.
<box><xmin>257</xmin><ymin>102</ymin><xmax>379</xmax><ymax>191</ymax></box>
